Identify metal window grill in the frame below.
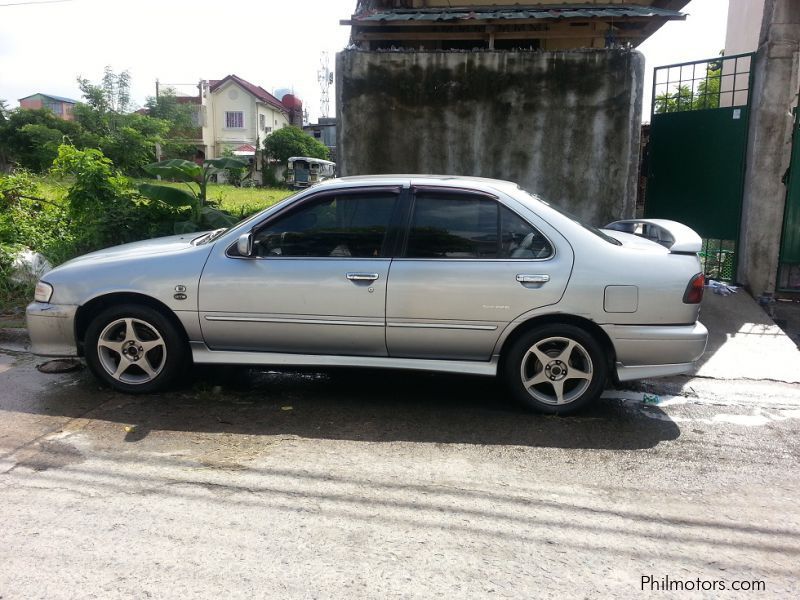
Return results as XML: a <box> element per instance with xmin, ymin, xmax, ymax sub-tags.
<box><xmin>700</xmin><ymin>238</ymin><xmax>737</xmax><ymax>282</ymax></box>
<box><xmin>652</xmin><ymin>53</ymin><xmax>753</xmax><ymax>115</ymax></box>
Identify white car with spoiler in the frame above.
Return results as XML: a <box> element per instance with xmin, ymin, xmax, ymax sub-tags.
<box><xmin>27</xmin><ymin>176</ymin><xmax>708</xmax><ymax>414</ymax></box>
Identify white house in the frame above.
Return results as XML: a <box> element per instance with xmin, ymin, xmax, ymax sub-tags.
<box><xmin>198</xmin><ymin>74</ymin><xmax>298</xmax><ymax>161</ymax></box>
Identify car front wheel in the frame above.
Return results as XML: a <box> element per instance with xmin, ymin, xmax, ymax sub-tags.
<box><xmin>503</xmin><ymin>324</ymin><xmax>606</xmax><ymax>414</ymax></box>
<box><xmin>84</xmin><ymin>304</ymin><xmax>187</xmax><ymax>394</ymax></box>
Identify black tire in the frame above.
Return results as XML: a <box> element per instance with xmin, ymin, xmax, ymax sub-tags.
<box><xmin>84</xmin><ymin>303</ymin><xmax>188</xmax><ymax>394</ymax></box>
<box><xmin>502</xmin><ymin>323</ymin><xmax>607</xmax><ymax>415</ymax></box>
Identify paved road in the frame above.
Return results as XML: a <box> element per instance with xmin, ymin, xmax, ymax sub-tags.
<box><xmin>1</xmin><ymin>346</ymin><xmax>799</xmax><ymax>599</ymax></box>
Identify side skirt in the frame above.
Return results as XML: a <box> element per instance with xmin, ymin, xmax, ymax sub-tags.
<box><xmin>615</xmin><ymin>362</ymin><xmax>695</xmax><ymax>381</ymax></box>
<box><xmin>190</xmin><ymin>342</ymin><xmax>499</xmax><ymax>376</ymax></box>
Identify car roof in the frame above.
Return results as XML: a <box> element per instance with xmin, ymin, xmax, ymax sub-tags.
<box><xmin>317</xmin><ymin>174</ymin><xmax>523</xmax><ymax>196</ymax></box>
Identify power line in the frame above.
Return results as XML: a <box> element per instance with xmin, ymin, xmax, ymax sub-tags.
<box><xmin>0</xmin><ymin>0</ymin><xmax>75</xmax><ymax>7</ymax></box>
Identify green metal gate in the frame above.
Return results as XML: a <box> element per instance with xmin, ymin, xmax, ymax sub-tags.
<box><xmin>778</xmin><ymin>106</ymin><xmax>800</xmax><ymax>292</ymax></box>
<box><xmin>645</xmin><ymin>53</ymin><xmax>754</xmax><ymax>282</ymax></box>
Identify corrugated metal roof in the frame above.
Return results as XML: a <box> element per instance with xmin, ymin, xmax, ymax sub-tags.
<box><xmin>352</xmin><ymin>5</ymin><xmax>684</xmax><ymax>23</ymax></box>
<box><xmin>19</xmin><ymin>93</ymin><xmax>79</xmax><ymax>104</ymax></box>
<box><xmin>43</xmin><ymin>94</ymin><xmax>79</xmax><ymax>104</ymax></box>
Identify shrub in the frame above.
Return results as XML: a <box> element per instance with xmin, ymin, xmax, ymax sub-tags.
<box><xmin>263</xmin><ymin>126</ymin><xmax>329</xmax><ymax>164</ymax></box>
<box><xmin>138</xmin><ymin>157</ymin><xmax>248</xmax><ymax>233</ymax></box>
<box><xmin>51</xmin><ymin>145</ymin><xmax>181</xmax><ymax>252</ymax></box>
<box><xmin>0</xmin><ymin>171</ymin><xmax>72</xmax><ymax>309</ymax></box>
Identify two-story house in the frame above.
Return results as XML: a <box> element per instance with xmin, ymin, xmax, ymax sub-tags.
<box><xmin>199</xmin><ymin>74</ymin><xmax>296</xmax><ymax>160</ymax></box>
<box><xmin>18</xmin><ymin>93</ymin><xmax>78</xmax><ymax>120</ymax></box>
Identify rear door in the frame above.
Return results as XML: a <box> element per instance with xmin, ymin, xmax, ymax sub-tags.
<box><xmin>386</xmin><ymin>188</ymin><xmax>572</xmax><ymax>360</ymax></box>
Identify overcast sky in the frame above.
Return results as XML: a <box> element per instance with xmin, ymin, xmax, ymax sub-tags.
<box><xmin>0</xmin><ymin>0</ymin><xmax>727</xmax><ymax>123</ymax></box>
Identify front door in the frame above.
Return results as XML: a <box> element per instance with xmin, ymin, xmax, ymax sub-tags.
<box><xmin>386</xmin><ymin>189</ymin><xmax>571</xmax><ymax>361</ymax></box>
<box><xmin>198</xmin><ymin>189</ymin><xmax>400</xmax><ymax>355</ymax></box>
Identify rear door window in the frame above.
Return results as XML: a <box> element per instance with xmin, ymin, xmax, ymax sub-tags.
<box><xmin>404</xmin><ymin>193</ymin><xmax>553</xmax><ymax>259</ymax></box>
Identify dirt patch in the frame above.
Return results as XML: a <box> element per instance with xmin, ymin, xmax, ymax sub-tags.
<box><xmin>0</xmin><ymin>327</ymin><xmax>29</xmax><ymax>353</ymax></box>
<box><xmin>0</xmin><ymin>354</ymin><xmax>14</xmax><ymax>374</ymax></box>
<box><xmin>16</xmin><ymin>439</ymin><xmax>85</xmax><ymax>472</ymax></box>
<box><xmin>36</xmin><ymin>359</ymin><xmax>83</xmax><ymax>374</ymax></box>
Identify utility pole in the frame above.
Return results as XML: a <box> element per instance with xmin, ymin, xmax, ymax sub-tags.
<box><xmin>155</xmin><ymin>78</ymin><xmax>160</xmax><ymax>99</ymax></box>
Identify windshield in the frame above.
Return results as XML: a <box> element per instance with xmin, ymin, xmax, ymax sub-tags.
<box><xmin>193</xmin><ymin>189</ymin><xmax>305</xmax><ymax>245</ymax></box>
<box><xmin>517</xmin><ymin>188</ymin><xmax>622</xmax><ymax>246</ymax></box>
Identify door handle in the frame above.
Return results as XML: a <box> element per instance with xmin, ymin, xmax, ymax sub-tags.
<box><xmin>516</xmin><ymin>274</ymin><xmax>550</xmax><ymax>284</ymax></box>
<box><xmin>346</xmin><ymin>272</ymin><xmax>380</xmax><ymax>282</ymax></box>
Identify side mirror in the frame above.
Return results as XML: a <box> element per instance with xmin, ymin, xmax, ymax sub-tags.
<box><xmin>237</xmin><ymin>232</ymin><xmax>253</xmax><ymax>257</ymax></box>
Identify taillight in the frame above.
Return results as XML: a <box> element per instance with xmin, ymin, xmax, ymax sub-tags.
<box><xmin>683</xmin><ymin>273</ymin><xmax>705</xmax><ymax>304</ymax></box>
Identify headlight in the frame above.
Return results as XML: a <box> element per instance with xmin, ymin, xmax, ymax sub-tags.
<box><xmin>34</xmin><ymin>281</ymin><xmax>53</xmax><ymax>303</ymax></box>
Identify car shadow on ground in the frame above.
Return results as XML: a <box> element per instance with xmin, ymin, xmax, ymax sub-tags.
<box><xmin>26</xmin><ymin>364</ymin><xmax>680</xmax><ymax>451</ymax></box>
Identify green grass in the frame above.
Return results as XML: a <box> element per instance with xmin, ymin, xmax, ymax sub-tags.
<box><xmin>0</xmin><ymin>176</ymin><xmax>293</xmax><ymax>314</ymax></box>
<box><xmin>30</xmin><ymin>175</ymin><xmax>294</xmax><ymax>215</ymax></box>
<box><xmin>145</xmin><ymin>181</ymin><xmax>294</xmax><ymax>214</ymax></box>
<box><xmin>29</xmin><ymin>175</ymin><xmax>70</xmax><ymax>204</ymax></box>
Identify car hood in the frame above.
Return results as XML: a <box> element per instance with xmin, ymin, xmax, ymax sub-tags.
<box><xmin>59</xmin><ymin>232</ymin><xmax>209</xmax><ymax>267</ymax></box>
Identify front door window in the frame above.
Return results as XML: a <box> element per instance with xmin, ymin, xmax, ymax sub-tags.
<box><xmin>254</xmin><ymin>193</ymin><xmax>398</xmax><ymax>258</ymax></box>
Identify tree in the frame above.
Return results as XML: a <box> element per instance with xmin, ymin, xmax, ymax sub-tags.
<box><xmin>0</xmin><ymin>100</ymin><xmax>11</xmax><ymax>170</ymax></box>
<box><xmin>74</xmin><ymin>69</ymin><xmax>170</xmax><ymax>175</ymax></box>
<box><xmin>17</xmin><ymin>124</ymin><xmax>64</xmax><ymax>172</ymax></box>
<box><xmin>77</xmin><ymin>66</ymin><xmax>131</xmax><ymax>117</ymax></box>
<box><xmin>654</xmin><ymin>84</ymin><xmax>693</xmax><ymax>114</ymax></box>
<box><xmin>51</xmin><ymin>144</ymin><xmax>136</xmax><ymax>252</ymax></box>
<box><xmin>138</xmin><ymin>157</ymin><xmax>249</xmax><ymax>233</ymax></box>
<box><xmin>0</xmin><ymin>109</ymin><xmax>85</xmax><ymax>171</ymax></box>
<box><xmin>144</xmin><ymin>88</ymin><xmax>196</xmax><ymax>133</ymax></box>
<box><xmin>263</xmin><ymin>126</ymin><xmax>329</xmax><ymax>164</ymax></box>
<box><xmin>694</xmin><ymin>64</ymin><xmax>722</xmax><ymax>110</ymax></box>
<box><xmin>143</xmin><ymin>88</ymin><xmax>200</xmax><ymax>160</ymax></box>
<box><xmin>654</xmin><ymin>62</ymin><xmax>724</xmax><ymax>114</ymax></box>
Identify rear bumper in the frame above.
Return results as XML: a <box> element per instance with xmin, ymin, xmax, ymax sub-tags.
<box><xmin>602</xmin><ymin>321</ymin><xmax>708</xmax><ymax>382</ymax></box>
<box><xmin>26</xmin><ymin>302</ymin><xmax>79</xmax><ymax>357</ymax></box>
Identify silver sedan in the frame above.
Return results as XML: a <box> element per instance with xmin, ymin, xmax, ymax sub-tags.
<box><xmin>27</xmin><ymin>176</ymin><xmax>708</xmax><ymax>414</ymax></box>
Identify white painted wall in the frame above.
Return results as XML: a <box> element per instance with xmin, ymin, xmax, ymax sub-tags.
<box><xmin>256</xmin><ymin>103</ymin><xmax>290</xmax><ymax>149</ymax></box>
<box><xmin>211</xmin><ymin>81</ymin><xmax>257</xmax><ymax>154</ymax></box>
<box><xmin>200</xmin><ymin>80</ymin><xmax>291</xmax><ymax>158</ymax></box>
<box><xmin>725</xmin><ymin>0</ymin><xmax>766</xmax><ymax>54</ymax></box>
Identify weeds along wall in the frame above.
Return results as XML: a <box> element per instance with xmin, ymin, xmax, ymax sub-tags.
<box><xmin>336</xmin><ymin>49</ymin><xmax>644</xmax><ymax>225</ymax></box>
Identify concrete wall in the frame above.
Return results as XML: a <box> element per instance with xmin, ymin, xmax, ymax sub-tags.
<box><xmin>738</xmin><ymin>0</ymin><xmax>800</xmax><ymax>295</ymax></box>
<box><xmin>337</xmin><ymin>49</ymin><xmax>643</xmax><ymax>225</ymax></box>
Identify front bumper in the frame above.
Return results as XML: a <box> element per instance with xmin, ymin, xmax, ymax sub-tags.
<box><xmin>602</xmin><ymin>321</ymin><xmax>708</xmax><ymax>382</ymax></box>
<box><xmin>26</xmin><ymin>302</ymin><xmax>79</xmax><ymax>357</ymax></box>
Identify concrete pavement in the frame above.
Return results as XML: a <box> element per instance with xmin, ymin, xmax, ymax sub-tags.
<box><xmin>0</xmin><ymin>293</ymin><xmax>799</xmax><ymax>598</ymax></box>
<box><xmin>692</xmin><ymin>291</ymin><xmax>800</xmax><ymax>383</ymax></box>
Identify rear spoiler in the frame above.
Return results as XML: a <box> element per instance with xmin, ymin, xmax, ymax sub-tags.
<box><xmin>604</xmin><ymin>219</ymin><xmax>702</xmax><ymax>254</ymax></box>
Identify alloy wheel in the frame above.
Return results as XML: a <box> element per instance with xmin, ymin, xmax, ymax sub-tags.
<box><xmin>96</xmin><ymin>317</ymin><xmax>167</xmax><ymax>385</ymax></box>
<box><xmin>519</xmin><ymin>336</ymin><xmax>594</xmax><ymax>405</ymax></box>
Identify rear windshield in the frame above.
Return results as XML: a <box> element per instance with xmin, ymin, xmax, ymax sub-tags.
<box><xmin>517</xmin><ymin>189</ymin><xmax>622</xmax><ymax>246</ymax></box>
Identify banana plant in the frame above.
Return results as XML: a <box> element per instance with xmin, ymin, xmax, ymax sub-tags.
<box><xmin>138</xmin><ymin>157</ymin><xmax>249</xmax><ymax>233</ymax></box>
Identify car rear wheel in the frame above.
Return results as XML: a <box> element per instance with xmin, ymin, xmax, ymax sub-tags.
<box><xmin>85</xmin><ymin>304</ymin><xmax>187</xmax><ymax>394</ymax></box>
<box><xmin>503</xmin><ymin>324</ymin><xmax>606</xmax><ymax>414</ymax></box>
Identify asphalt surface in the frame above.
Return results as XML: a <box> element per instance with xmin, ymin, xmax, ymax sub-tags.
<box><xmin>1</xmin><ymin>339</ymin><xmax>800</xmax><ymax>598</ymax></box>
